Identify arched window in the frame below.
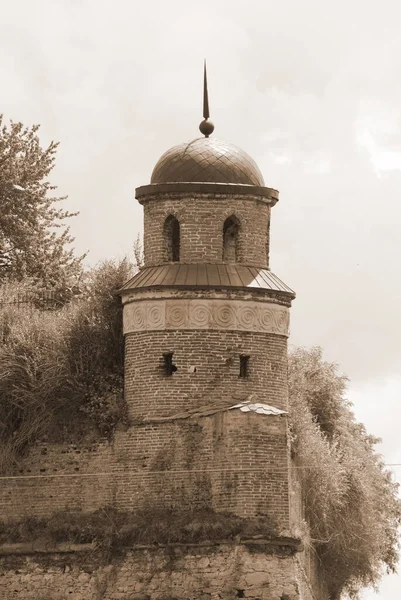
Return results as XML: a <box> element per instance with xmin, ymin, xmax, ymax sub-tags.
<box><xmin>222</xmin><ymin>216</ymin><xmax>240</xmax><ymax>262</ymax></box>
<box><xmin>163</xmin><ymin>215</ymin><xmax>180</xmax><ymax>262</ymax></box>
<box><xmin>266</xmin><ymin>215</ymin><xmax>271</xmax><ymax>267</ymax></box>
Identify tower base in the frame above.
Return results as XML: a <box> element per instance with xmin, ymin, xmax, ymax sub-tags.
<box><xmin>1</xmin><ymin>541</ymin><xmax>326</xmax><ymax>600</ymax></box>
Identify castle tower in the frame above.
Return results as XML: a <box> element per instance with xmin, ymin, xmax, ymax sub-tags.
<box><xmin>116</xmin><ymin>67</ymin><xmax>319</xmax><ymax>599</ymax></box>
<box><xmin>119</xmin><ymin>66</ymin><xmax>295</xmax><ymax>521</ymax></box>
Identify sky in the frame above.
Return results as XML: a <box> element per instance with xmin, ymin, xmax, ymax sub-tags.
<box><xmin>1</xmin><ymin>0</ymin><xmax>401</xmax><ymax>597</ymax></box>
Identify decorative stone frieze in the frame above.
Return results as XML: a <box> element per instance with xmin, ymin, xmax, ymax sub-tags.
<box><xmin>123</xmin><ymin>299</ymin><xmax>290</xmax><ymax>336</ymax></box>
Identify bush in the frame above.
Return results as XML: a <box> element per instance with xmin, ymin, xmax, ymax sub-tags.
<box><xmin>0</xmin><ymin>258</ymin><xmax>134</xmax><ymax>473</ymax></box>
<box><xmin>288</xmin><ymin>347</ymin><xmax>401</xmax><ymax>599</ymax></box>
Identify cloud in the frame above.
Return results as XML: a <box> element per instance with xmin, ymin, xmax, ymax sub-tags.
<box><xmin>2</xmin><ymin>0</ymin><xmax>401</xmax><ymax>381</ymax></box>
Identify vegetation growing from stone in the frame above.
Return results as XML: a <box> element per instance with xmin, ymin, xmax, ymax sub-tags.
<box><xmin>0</xmin><ymin>116</ymin><xmax>83</xmax><ymax>287</ymax></box>
<box><xmin>288</xmin><ymin>347</ymin><xmax>401</xmax><ymax>600</ymax></box>
<box><xmin>0</xmin><ymin>507</ymin><xmax>277</xmax><ymax>552</ymax></box>
<box><xmin>0</xmin><ymin>259</ymin><xmax>133</xmax><ymax>473</ymax></box>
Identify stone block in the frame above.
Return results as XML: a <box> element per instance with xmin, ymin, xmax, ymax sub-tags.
<box><xmin>245</xmin><ymin>572</ymin><xmax>270</xmax><ymax>586</ymax></box>
<box><xmin>198</xmin><ymin>556</ymin><xmax>210</xmax><ymax>568</ymax></box>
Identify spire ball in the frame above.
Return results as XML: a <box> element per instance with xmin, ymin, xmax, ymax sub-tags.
<box><xmin>200</xmin><ymin>60</ymin><xmax>214</xmax><ymax>137</ymax></box>
<box><xmin>199</xmin><ymin>119</ymin><xmax>214</xmax><ymax>137</ymax></box>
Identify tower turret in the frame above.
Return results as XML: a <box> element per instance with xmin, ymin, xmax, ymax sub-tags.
<box><xmin>122</xmin><ymin>67</ymin><xmax>294</xmax><ymax>436</ymax></box>
<box><xmin>118</xmin><ymin>65</ymin><xmax>296</xmax><ymax>529</ymax></box>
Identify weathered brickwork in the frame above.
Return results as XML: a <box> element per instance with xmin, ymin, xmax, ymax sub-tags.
<box><xmin>141</xmin><ymin>193</ymin><xmax>271</xmax><ymax>267</ymax></box>
<box><xmin>0</xmin><ymin>411</ymin><xmax>289</xmax><ymax>525</ymax></box>
<box><xmin>124</xmin><ymin>330</ymin><xmax>289</xmax><ymax>418</ymax></box>
<box><xmin>112</xmin><ymin>411</ymin><xmax>289</xmax><ymax>525</ymax></box>
<box><xmin>0</xmin><ymin>441</ymin><xmax>113</xmax><ymax>521</ymax></box>
<box><xmin>0</xmin><ymin>544</ymin><xmax>320</xmax><ymax>600</ymax></box>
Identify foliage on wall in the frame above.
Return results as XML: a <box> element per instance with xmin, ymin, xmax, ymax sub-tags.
<box><xmin>0</xmin><ymin>258</ymin><xmax>134</xmax><ymax>473</ymax></box>
<box><xmin>0</xmin><ymin>506</ymin><xmax>277</xmax><ymax>552</ymax></box>
<box><xmin>288</xmin><ymin>346</ymin><xmax>401</xmax><ymax>600</ymax></box>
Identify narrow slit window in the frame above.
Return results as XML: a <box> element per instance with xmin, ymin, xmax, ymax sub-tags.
<box><xmin>223</xmin><ymin>216</ymin><xmax>240</xmax><ymax>262</ymax></box>
<box><xmin>239</xmin><ymin>355</ymin><xmax>249</xmax><ymax>378</ymax></box>
<box><xmin>163</xmin><ymin>215</ymin><xmax>180</xmax><ymax>262</ymax></box>
<box><xmin>163</xmin><ymin>352</ymin><xmax>177</xmax><ymax>376</ymax></box>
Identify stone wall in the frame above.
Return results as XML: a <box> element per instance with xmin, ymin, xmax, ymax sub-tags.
<box><xmin>140</xmin><ymin>192</ymin><xmax>271</xmax><ymax>267</ymax></box>
<box><xmin>297</xmin><ymin>545</ymin><xmax>329</xmax><ymax>600</ymax></box>
<box><xmin>0</xmin><ymin>543</ymin><xmax>319</xmax><ymax>600</ymax></box>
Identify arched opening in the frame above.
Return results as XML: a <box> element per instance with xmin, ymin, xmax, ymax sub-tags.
<box><xmin>163</xmin><ymin>215</ymin><xmax>180</xmax><ymax>262</ymax></box>
<box><xmin>266</xmin><ymin>212</ymin><xmax>271</xmax><ymax>267</ymax></box>
<box><xmin>222</xmin><ymin>216</ymin><xmax>240</xmax><ymax>262</ymax></box>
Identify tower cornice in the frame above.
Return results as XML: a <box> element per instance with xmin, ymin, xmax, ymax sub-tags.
<box><xmin>135</xmin><ymin>182</ymin><xmax>279</xmax><ymax>206</ymax></box>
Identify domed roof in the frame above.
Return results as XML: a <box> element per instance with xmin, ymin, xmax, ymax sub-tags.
<box><xmin>151</xmin><ymin>137</ymin><xmax>265</xmax><ymax>186</ymax></box>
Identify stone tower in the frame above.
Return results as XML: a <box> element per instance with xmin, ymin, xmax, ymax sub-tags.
<box><xmin>117</xmin><ymin>70</ymin><xmax>322</xmax><ymax>599</ymax></box>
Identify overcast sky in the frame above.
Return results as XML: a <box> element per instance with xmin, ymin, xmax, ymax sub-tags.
<box><xmin>2</xmin><ymin>1</ymin><xmax>401</xmax><ymax>597</ymax></box>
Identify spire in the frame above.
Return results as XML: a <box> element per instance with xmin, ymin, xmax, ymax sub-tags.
<box><xmin>203</xmin><ymin>59</ymin><xmax>210</xmax><ymax>120</ymax></box>
<box><xmin>199</xmin><ymin>60</ymin><xmax>214</xmax><ymax>138</ymax></box>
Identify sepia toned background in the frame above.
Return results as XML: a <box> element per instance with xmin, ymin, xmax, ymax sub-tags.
<box><xmin>1</xmin><ymin>1</ymin><xmax>400</xmax><ymax>597</ymax></box>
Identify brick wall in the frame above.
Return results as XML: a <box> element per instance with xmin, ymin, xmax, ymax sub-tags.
<box><xmin>141</xmin><ymin>193</ymin><xmax>271</xmax><ymax>267</ymax></box>
<box><xmin>112</xmin><ymin>410</ymin><xmax>290</xmax><ymax>527</ymax></box>
<box><xmin>0</xmin><ymin>411</ymin><xmax>289</xmax><ymax>527</ymax></box>
<box><xmin>0</xmin><ymin>441</ymin><xmax>113</xmax><ymax>520</ymax></box>
<box><xmin>121</xmin><ymin>273</ymin><xmax>291</xmax><ymax>525</ymax></box>
<box><xmin>124</xmin><ymin>329</ymin><xmax>288</xmax><ymax>419</ymax></box>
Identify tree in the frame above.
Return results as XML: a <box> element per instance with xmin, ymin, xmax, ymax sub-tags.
<box><xmin>0</xmin><ymin>116</ymin><xmax>83</xmax><ymax>287</ymax></box>
<box><xmin>288</xmin><ymin>346</ymin><xmax>401</xmax><ymax>599</ymax></box>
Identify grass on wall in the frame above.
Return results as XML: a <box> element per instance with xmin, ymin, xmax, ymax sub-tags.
<box><xmin>0</xmin><ymin>506</ymin><xmax>278</xmax><ymax>551</ymax></box>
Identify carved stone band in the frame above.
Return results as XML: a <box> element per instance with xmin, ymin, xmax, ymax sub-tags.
<box><xmin>123</xmin><ymin>299</ymin><xmax>290</xmax><ymax>337</ymax></box>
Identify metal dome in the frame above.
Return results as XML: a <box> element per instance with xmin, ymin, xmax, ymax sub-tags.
<box><xmin>150</xmin><ymin>137</ymin><xmax>265</xmax><ymax>186</ymax></box>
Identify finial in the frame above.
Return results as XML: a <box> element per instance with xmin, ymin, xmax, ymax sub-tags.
<box><xmin>199</xmin><ymin>60</ymin><xmax>214</xmax><ymax>137</ymax></box>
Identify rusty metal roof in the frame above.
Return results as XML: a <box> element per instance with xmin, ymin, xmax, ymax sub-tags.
<box><xmin>120</xmin><ymin>264</ymin><xmax>295</xmax><ymax>296</ymax></box>
<box><xmin>151</xmin><ymin>138</ymin><xmax>265</xmax><ymax>186</ymax></box>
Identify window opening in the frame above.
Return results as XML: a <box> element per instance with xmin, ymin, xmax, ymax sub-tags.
<box><xmin>239</xmin><ymin>355</ymin><xmax>249</xmax><ymax>378</ymax></box>
<box><xmin>223</xmin><ymin>216</ymin><xmax>240</xmax><ymax>262</ymax></box>
<box><xmin>163</xmin><ymin>352</ymin><xmax>177</xmax><ymax>376</ymax></box>
<box><xmin>266</xmin><ymin>214</ymin><xmax>271</xmax><ymax>266</ymax></box>
<box><xmin>164</xmin><ymin>215</ymin><xmax>180</xmax><ymax>262</ymax></box>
